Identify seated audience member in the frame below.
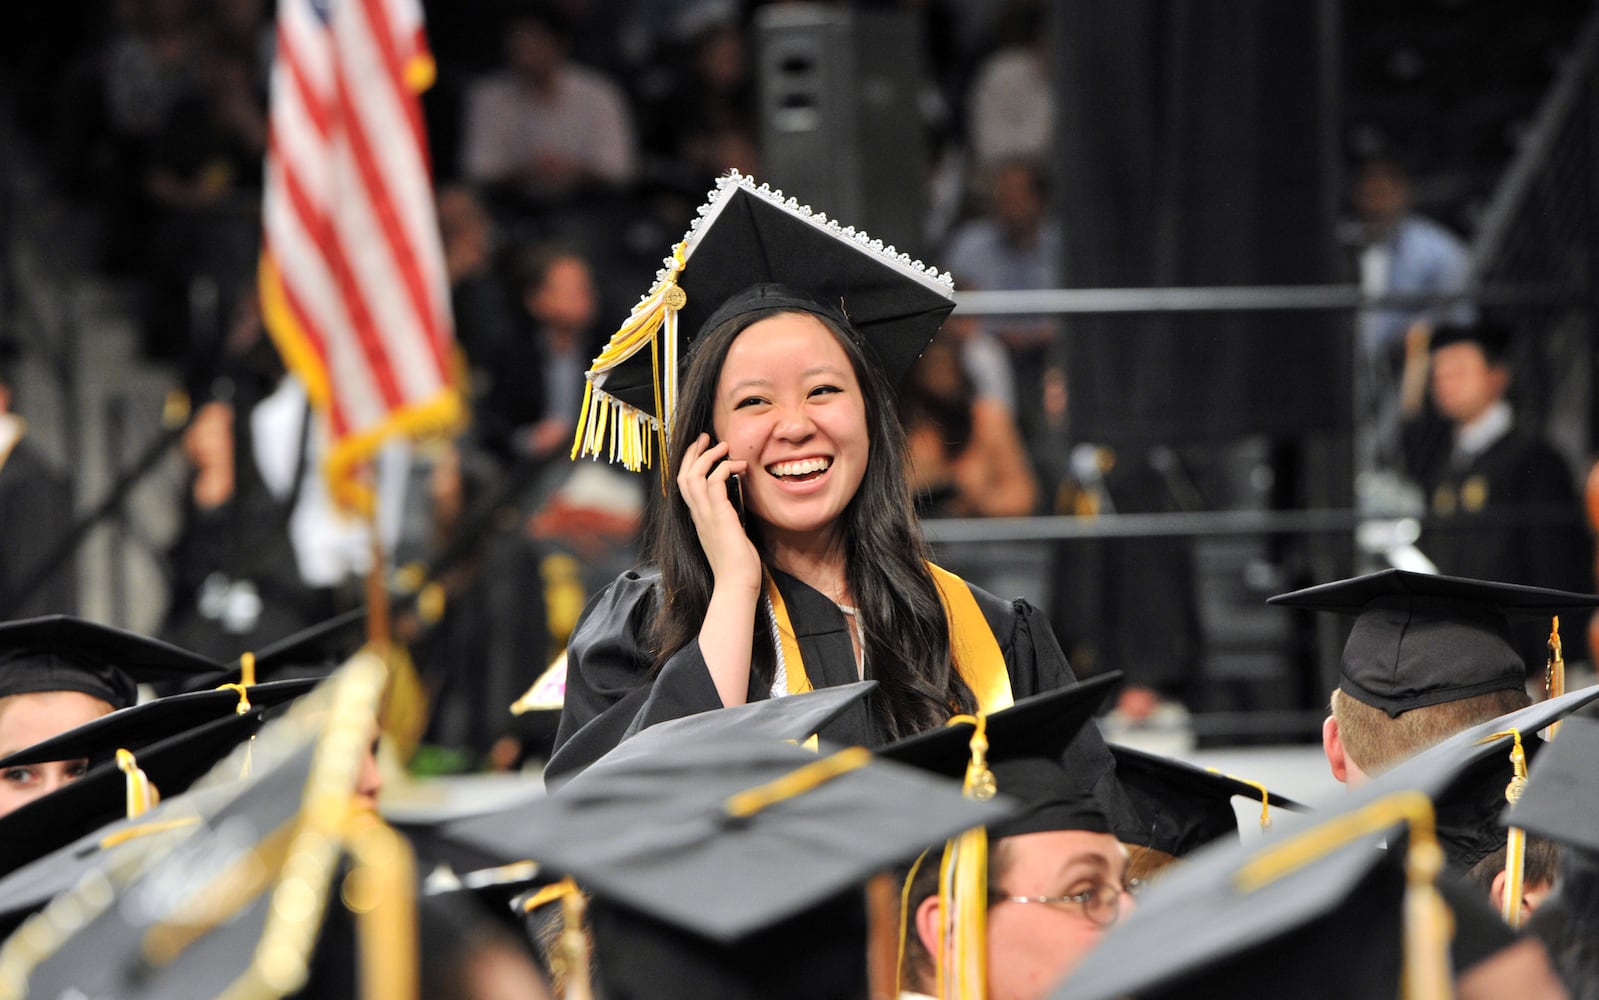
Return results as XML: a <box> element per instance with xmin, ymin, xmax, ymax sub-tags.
<box><xmin>459</xmin><ymin>5</ymin><xmax>638</xmax><ymax>204</ymax></box>
<box><xmin>900</xmin><ymin>327</ymin><xmax>1037</xmax><ymax>518</ymax></box>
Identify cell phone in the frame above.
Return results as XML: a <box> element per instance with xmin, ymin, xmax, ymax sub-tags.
<box><xmin>727</xmin><ymin>472</ymin><xmax>745</xmax><ymax>523</ymax></box>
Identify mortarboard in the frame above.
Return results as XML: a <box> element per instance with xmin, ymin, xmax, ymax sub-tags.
<box><xmin>0</xmin><ymin>709</ymin><xmax>271</xmax><ymax>879</ymax></box>
<box><xmin>441</xmin><ymin>734</ymin><xmax>1009</xmax><ymax>943</ymax></box>
<box><xmin>1050</xmin><ymin>689</ymin><xmax>1599</xmax><ymax>1000</ymax></box>
<box><xmin>1429</xmin><ymin>322</ymin><xmax>1511</xmax><ymax>364</ymax></box>
<box><xmin>0</xmin><ymin>653</ymin><xmax>412</xmax><ymax>1000</ymax></box>
<box><xmin>572</xmin><ymin>170</ymin><xmax>956</xmax><ymax>470</ymax></box>
<box><xmin>1268</xmin><ymin>569</ymin><xmax>1599</xmax><ymax>717</ymax></box>
<box><xmin>186</xmin><ymin>606</ymin><xmax>370</xmax><ymax>691</ymax></box>
<box><xmin>441</xmin><ymin>735</ymin><xmax>1009</xmax><ymax>1000</ymax></box>
<box><xmin>0</xmin><ymin>616</ymin><xmax>221</xmax><ymax>710</ymax></box>
<box><xmin>0</xmin><ymin>677</ymin><xmax>318</xmax><ymax>769</ymax></box>
<box><xmin>878</xmin><ymin>675</ymin><xmax>1121</xmax><ymax>997</ymax></box>
<box><xmin>1108</xmin><ymin>743</ymin><xmax>1311</xmax><ymax>859</ymax></box>
<box><xmin>880</xmin><ymin>673</ymin><xmax>1122</xmax><ymax>838</ymax></box>
<box><xmin>1355</xmin><ymin>683</ymin><xmax>1599</xmax><ymax>872</ymax></box>
<box><xmin>552</xmin><ymin>679</ymin><xmax>878</xmax><ymax>789</ymax></box>
<box><xmin>1505</xmin><ymin>715</ymin><xmax>1599</xmax><ymax>855</ymax></box>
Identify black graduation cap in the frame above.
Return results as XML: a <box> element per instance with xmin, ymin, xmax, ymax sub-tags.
<box><xmin>188</xmin><ymin>606</ymin><xmax>369</xmax><ymax>690</ymax></box>
<box><xmin>0</xmin><ymin>656</ymin><xmax>402</xmax><ymax>1000</ymax></box>
<box><xmin>1429</xmin><ymin>322</ymin><xmax>1511</xmax><ymax>364</ymax></box>
<box><xmin>1108</xmin><ymin>743</ymin><xmax>1312</xmax><ymax>859</ymax></box>
<box><xmin>1268</xmin><ymin>569</ymin><xmax>1599</xmax><ymax>717</ymax></box>
<box><xmin>0</xmin><ymin>616</ymin><xmax>222</xmax><ymax>710</ymax></box>
<box><xmin>573</xmin><ymin>170</ymin><xmax>957</xmax><ymax>470</ymax></box>
<box><xmin>383</xmin><ymin>772</ymin><xmax>550</xmax><ymax>874</ymax></box>
<box><xmin>1048</xmin><ymin>690</ymin><xmax>1599</xmax><ymax>999</ymax></box>
<box><xmin>1359</xmin><ymin>683</ymin><xmax>1599</xmax><ymax>872</ymax></box>
<box><xmin>0</xmin><ymin>709</ymin><xmax>270</xmax><ymax>879</ymax></box>
<box><xmin>438</xmin><ymin>735</ymin><xmax>1011</xmax><ymax>944</ymax></box>
<box><xmin>0</xmin><ymin>677</ymin><xmax>318</xmax><ymax>769</ymax></box>
<box><xmin>879</xmin><ymin>673</ymin><xmax>1122</xmax><ymax>838</ymax></box>
<box><xmin>1505</xmin><ymin>715</ymin><xmax>1599</xmax><ymax>854</ymax></box>
<box><xmin>552</xmin><ymin>679</ymin><xmax>879</xmax><ymax>790</ymax></box>
<box><xmin>0</xmin><ymin>778</ymin><xmax>241</xmax><ymax>940</ymax></box>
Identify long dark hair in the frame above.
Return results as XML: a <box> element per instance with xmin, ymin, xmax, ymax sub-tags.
<box><xmin>644</xmin><ymin>306</ymin><xmax>976</xmax><ymax>740</ymax></box>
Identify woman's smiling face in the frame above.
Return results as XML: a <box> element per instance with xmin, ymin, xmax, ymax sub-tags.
<box><xmin>711</xmin><ymin>311</ymin><xmax>870</xmax><ymax>545</ymax></box>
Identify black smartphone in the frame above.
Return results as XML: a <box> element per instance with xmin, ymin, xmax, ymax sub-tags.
<box><xmin>726</xmin><ymin>472</ymin><xmax>745</xmax><ymax>523</ymax></box>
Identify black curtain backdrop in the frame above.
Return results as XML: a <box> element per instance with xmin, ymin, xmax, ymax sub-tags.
<box><xmin>1053</xmin><ymin>0</ymin><xmax>1351</xmax><ymax>449</ymax></box>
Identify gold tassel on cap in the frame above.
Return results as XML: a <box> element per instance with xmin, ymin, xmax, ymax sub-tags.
<box><xmin>1479</xmin><ymin>728</ymin><xmax>1530</xmax><ymax>927</ymax></box>
<box><xmin>570</xmin><ymin>242</ymin><xmax>689</xmax><ymax>475</ymax></box>
<box><xmin>1545</xmin><ymin>616</ymin><xmax>1566</xmax><ymax>740</ymax></box>
<box><xmin>116</xmin><ymin>748</ymin><xmax>156</xmax><ymax>818</ymax></box>
<box><xmin>1207</xmin><ymin>768</ymin><xmax>1275</xmax><ymax>831</ymax></box>
<box><xmin>935</xmin><ymin>713</ymin><xmax>995</xmax><ymax>1000</ymax></box>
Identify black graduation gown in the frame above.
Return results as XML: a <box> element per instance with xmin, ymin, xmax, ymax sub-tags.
<box><xmin>1405</xmin><ymin>426</ymin><xmax>1588</xmax><ymax>594</ymax></box>
<box><xmin>546</xmin><ymin>566</ymin><xmax>1126</xmax><ymax>816</ymax></box>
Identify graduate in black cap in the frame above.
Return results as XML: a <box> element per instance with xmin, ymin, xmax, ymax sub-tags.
<box><xmin>0</xmin><ymin>616</ymin><xmax>219</xmax><ymax>816</ymax></box>
<box><xmin>1271</xmin><ymin>569</ymin><xmax>1599</xmax><ymax>782</ymax></box>
<box><xmin>547</xmin><ymin>173</ymin><xmax>1115</xmax><ymax>793</ymax></box>
<box><xmin>878</xmin><ymin>676</ymin><xmax>1130</xmax><ymax>1000</ymax></box>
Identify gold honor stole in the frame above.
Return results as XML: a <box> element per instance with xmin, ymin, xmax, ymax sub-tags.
<box><xmin>765</xmin><ymin>564</ymin><xmax>1016</xmax><ymax>712</ymax></box>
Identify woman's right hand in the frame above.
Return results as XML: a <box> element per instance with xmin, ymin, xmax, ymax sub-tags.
<box><xmin>679</xmin><ymin>434</ymin><xmax>761</xmax><ymax>593</ymax></box>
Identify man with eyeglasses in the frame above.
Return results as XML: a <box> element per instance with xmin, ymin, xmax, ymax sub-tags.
<box><xmin>898</xmin><ymin>755</ymin><xmax>1134</xmax><ymax>1000</ymax></box>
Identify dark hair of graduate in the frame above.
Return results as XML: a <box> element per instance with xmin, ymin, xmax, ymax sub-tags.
<box><xmin>644</xmin><ymin>305</ymin><xmax>977</xmax><ymax>740</ymax></box>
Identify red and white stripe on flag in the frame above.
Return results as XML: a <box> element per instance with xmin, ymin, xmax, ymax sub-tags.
<box><xmin>259</xmin><ymin>0</ymin><xmax>460</xmax><ymax>515</ymax></box>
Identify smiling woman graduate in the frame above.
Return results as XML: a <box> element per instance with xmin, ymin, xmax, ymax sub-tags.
<box><xmin>546</xmin><ymin>174</ymin><xmax>1113</xmax><ymax>788</ymax></box>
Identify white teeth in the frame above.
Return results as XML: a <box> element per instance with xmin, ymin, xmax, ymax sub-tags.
<box><xmin>768</xmin><ymin>457</ymin><xmax>831</xmax><ymax>477</ymax></box>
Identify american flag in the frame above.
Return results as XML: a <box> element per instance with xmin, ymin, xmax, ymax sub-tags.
<box><xmin>259</xmin><ymin>0</ymin><xmax>460</xmax><ymax>515</ymax></box>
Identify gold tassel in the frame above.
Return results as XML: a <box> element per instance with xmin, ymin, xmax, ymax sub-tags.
<box><xmin>1480</xmin><ymin>729</ymin><xmax>1530</xmax><ymax>927</ymax></box>
<box><xmin>1206</xmin><ymin>768</ymin><xmax>1274</xmax><ymax>831</ymax></box>
<box><xmin>570</xmin><ymin>244</ymin><xmax>688</xmax><ymax>473</ymax></box>
<box><xmin>523</xmin><ymin>878</ymin><xmax>595</xmax><ymax>1000</ymax></box>
<box><xmin>343</xmin><ymin>811</ymin><xmax>419</xmax><ymax>1000</ymax></box>
<box><xmin>1545</xmin><ymin>616</ymin><xmax>1566</xmax><ymax>740</ymax></box>
<box><xmin>932</xmin><ymin>714</ymin><xmax>995</xmax><ymax>999</ymax></box>
<box><xmin>116</xmin><ymin>748</ymin><xmax>156</xmax><ymax>818</ymax></box>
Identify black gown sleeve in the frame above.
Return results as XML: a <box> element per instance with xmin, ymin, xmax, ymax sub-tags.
<box><xmin>546</xmin><ymin>569</ymin><xmax>727</xmax><ymax>783</ymax></box>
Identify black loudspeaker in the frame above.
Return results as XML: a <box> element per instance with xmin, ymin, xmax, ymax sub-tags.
<box><xmin>754</xmin><ymin>4</ymin><xmax>930</xmax><ymax>259</ymax></box>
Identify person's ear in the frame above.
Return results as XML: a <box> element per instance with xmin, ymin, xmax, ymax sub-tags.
<box><xmin>1489</xmin><ymin>867</ymin><xmax>1510</xmax><ymax>915</ymax></box>
<box><xmin>1323</xmin><ymin>714</ymin><xmax>1350</xmax><ymax>784</ymax></box>
<box><xmin>913</xmin><ymin>893</ymin><xmax>944</xmax><ymax>978</ymax></box>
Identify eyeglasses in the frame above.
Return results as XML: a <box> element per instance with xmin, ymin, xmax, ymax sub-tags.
<box><xmin>993</xmin><ymin>879</ymin><xmax>1142</xmax><ymax>928</ymax></box>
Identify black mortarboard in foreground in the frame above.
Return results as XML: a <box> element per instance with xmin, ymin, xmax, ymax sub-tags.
<box><xmin>0</xmin><ymin>709</ymin><xmax>269</xmax><ymax>879</ymax></box>
<box><xmin>443</xmin><ymin>735</ymin><xmax>1008</xmax><ymax>943</ymax></box>
<box><xmin>1052</xmin><ymin>690</ymin><xmax>1599</xmax><ymax>999</ymax></box>
<box><xmin>551</xmin><ymin>679</ymin><xmax>879</xmax><ymax>790</ymax></box>
<box><xmin>0</xmin><ymin>616</ymin><xmax>221</xmax><ymax>710</ymax></box>
<box><xmin>1268</xmin><ymin>569</ymin><xmax>1599</xmax><ymax>717</ymax></box>
<box><xmin>1353</xmin><ymin>683</ymin><xmax>1599</xmax><ymax>872</ymax></box>
<box><xmin>573</xmin><ymin>171</ymin><xmax>956</xmax><ymax>470</ymax></box>
<box><xmin>0</xmin><ymin>677</ymin><xmax>318</xmax><ymax>769</ymax></box>
<box><xmin>442</xmin><ymin>735</ymin><xmax>1009</xmax><ymax>1000</ymax></box>
<box><xmin>0</xmin><ymin>655</ymin><xmax>404</xmax><ymax>1000</ymax></box>
<box><xmin>1506</xmin><ymin>715</ymin><xmax>1599</xmax><ymax>854</ymax></box>
<box><xmin>880</xmin><ymin>673</ymin><xmax>1122</xmax><ymax>838</ymax></box>
<box><xmin>1108</xmin><ymin>743</ymin><xmax>1311</xmax><ymax>859</ymax></box>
